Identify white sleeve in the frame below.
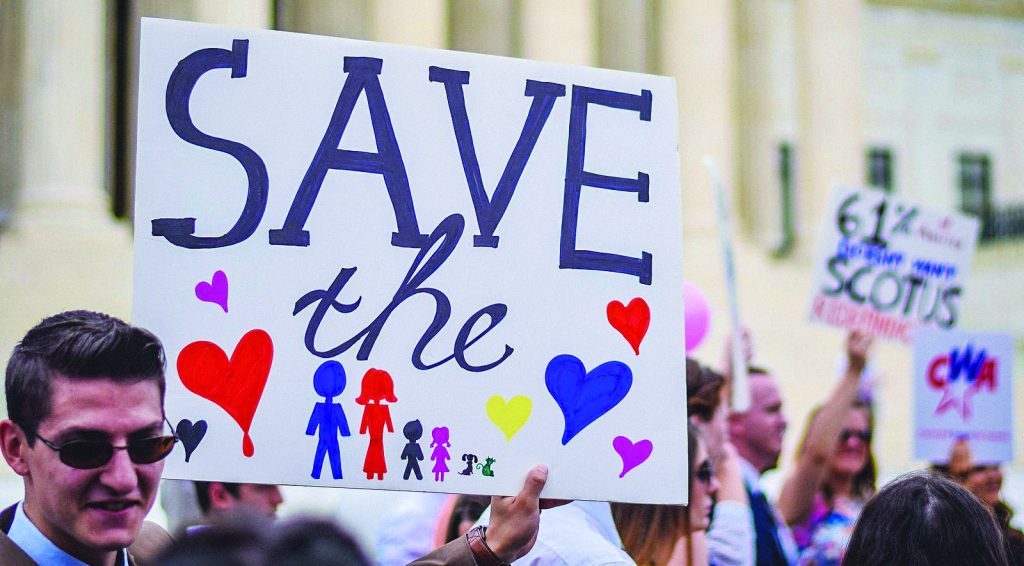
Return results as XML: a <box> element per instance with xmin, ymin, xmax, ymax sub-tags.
<box><xmin>706</xmin><ymin>500</ymin><xmax>755</xmax><ymax>566</ymax></box>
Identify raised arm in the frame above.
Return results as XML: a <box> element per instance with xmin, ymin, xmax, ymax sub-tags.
<box><xmin>778</xmin><ymin>331</ymin><xmax>871</xmax><ymax>525</ymax></box>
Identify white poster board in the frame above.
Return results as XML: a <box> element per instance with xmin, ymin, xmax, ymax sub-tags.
<box><xmin>808</xmin><ymin>185</ymin><xmax>979</xmax><ymax>343</ymax></box>
<box><xmin>132</xmin><ymin>19</ymin><xmax>687</xmax><ymax>503</ymax></box>
<box><xmin>913</xmin><ymin>329</ymin><xmax>1013</xmax><ymax>464</ymax></box>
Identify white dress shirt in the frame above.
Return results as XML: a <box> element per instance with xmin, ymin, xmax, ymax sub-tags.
<box><xmin>8</xmin><ymin>501</ymin><xmax>129</xmax><ymax>566</ymax></box>
<box><xmin>479</xmin><ymin>500</ymin><xmax>635</xmax><ymax>565</ymax></box>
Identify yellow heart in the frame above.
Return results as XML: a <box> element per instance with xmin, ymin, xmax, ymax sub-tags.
<box><xmin>486</xmin><ymin>395</ymin><xmax>532</xmax><ymax>442</ymax></box>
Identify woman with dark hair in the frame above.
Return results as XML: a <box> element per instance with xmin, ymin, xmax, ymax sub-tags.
<box><xmin>613</xmin><ymin>423</ymin><xmax>719</xmax><ymax>565</ymax></box>
<box><xmin>686</xmin><ymin>357</ymin><xmax>754</xmax><ymax>566</ymax></box>
<box><xmin>778</xmin><ymin>331</ymin><xmax>874</xmax><ymax>565</ymax></box>
<box><xmin>936</xmin><ymin>439</ymin><xmax>1024</xmax><ymax>565</ymax></box>
<box><xmin>843</xmin><ymin>472</ymin><xmax>1009</xmax><ymax>566</ymax></box>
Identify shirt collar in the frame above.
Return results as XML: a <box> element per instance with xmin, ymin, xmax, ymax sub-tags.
<box><xmin>738</xmin><ymin>456</ymin><xmax>762</xmax><ymax>493</ymax></box>
<box><xmin>571</xmin><ymin>501</ymin><xmax>623</xmax><ymax>547</ymax></box>
<box><xmin>9</xmin><ymin>501</ymin><xmax>129</xmax><ymax>566</ymax></box>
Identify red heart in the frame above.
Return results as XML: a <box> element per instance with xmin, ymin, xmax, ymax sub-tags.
<box><xmin>177</xmin><ymin>329</ymin><xmax>273</xmax><ymax>457</ymax></box>
<box><xmin>607</xmin><ymin>298</ymin><xmax>650</xmax><ymax>355</ymax></box>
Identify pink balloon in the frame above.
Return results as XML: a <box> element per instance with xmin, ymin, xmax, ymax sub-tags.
<box><xmin>684</xmin><ymin>283</ymin><xmax>711</xmax><ymax>353</ymax></box>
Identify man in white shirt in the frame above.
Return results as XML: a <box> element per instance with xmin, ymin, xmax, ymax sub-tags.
<box><xmin>0</xmin><ymin>311</ymin><xmax>174</xmax><ymax>566</ymax></box>
<box><xmin>729</xmin><ymin>369</ymin><xmax>798</xmax><ymax>566</ymax></box>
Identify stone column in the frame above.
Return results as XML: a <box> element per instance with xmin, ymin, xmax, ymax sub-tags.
<box><xmin>277</xmin><ymin>0</ymin><xmax>370</xmax><ymax>39</ymax></box>
<box><xmin>0</xmin><ymin>0</ymin><xmax>25</xmax><ymax>230</ymax></box>
<box><xmin>449</xmin><ymin>0</ymin><xmax>518</xmax><ymax>56</ymax></box>
<box><xmin>371</xmin><ymin>0</ymin><xmax>446</xmax><ymax>48</ymax></box>
<box><xmin>520</xmin><ymin>0</ymin><xmax>594</xmax><ymax>66</ymax></box>
<box><xmin>22</xmin><ymin>0</ymin><xmax>105</xmax><ymax>205</ymax></box>
<box><xmin>596</xmin><ymin>0</ymin><xmax>651</xmax><ymax>72</ymax></box>
<box><xmin>195</xmin><ymin>0</ymin><xmax>270</xmax><ymax>28</ymax></box>
<box><xmin>735</xmin><ymin>0</ymin><xmax>789</xmax><ymax>245</ymax></box>
<box><xmin>660</xmin><ymin>0</ymin><xmax>737</xmax><ymax>236</ymax></box>
<box><xmin>794</xmin><ymin>0</ymin><xmax>864</xmax><ymax>252</ymax></box>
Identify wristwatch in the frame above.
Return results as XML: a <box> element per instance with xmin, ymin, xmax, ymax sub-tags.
<box><xmin>466</xmin><ymin>526</ymin><xmax>511</xmax><ymax>566</ymax></box>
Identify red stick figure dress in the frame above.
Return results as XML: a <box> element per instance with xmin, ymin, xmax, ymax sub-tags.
<box><xmin>356</xmin><ymin>368</ymin><xmax>396</xmax><ymax>480</ymax></box>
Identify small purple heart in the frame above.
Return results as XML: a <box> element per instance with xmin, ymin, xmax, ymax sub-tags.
<box><xmin>195</xmin><ymin>270</ymin><xmax>228</xmax><ymax>313</ymax></box>
<box><xmin>613</xmin><ymin>435</ymin><xmax>652</xmax><ymax>478</ymax></box>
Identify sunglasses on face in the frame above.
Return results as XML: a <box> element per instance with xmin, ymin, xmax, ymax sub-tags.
<box><xmin>696</xmin><ymin>459</ymin><xmax>715</xmax><ymax>485</ymax></box>
<box><xmin>956</xmin><ymin>464</ymin><xmax>1000</xmax><ymax>481</ymax></box>
<box><xmin>839</xmin><ymin>429</ymin><xmax>872</xmax><ymax>443</ymax></box>
<box><xmin>33</xmin><ymin>420</ymin><xmax>178</xmax><ymax>470</ymax></box>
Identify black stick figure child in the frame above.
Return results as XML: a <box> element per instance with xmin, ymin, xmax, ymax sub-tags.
<box><xmin>306</xmin><ymin>360</ymin><xmax>350</xmax><ymax>480</ymax></box>
<box><xmin>401</xmin><ymin>420</ymin><xmax>425</xmax><ymax>480</ymax></box>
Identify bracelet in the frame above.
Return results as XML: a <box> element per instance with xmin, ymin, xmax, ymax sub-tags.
<box><xmin>466</xmin><ymin>526</ymin><xmax>511</xmax><ymax>566</ymax></box>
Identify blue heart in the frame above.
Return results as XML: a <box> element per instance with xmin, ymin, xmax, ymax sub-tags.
<box><xmin>175</xmin><ymin>419</ymin><xmax>208</xmax><ymax>463</ymax></box>
<box><xmin>545</xmin><ymin>354</ymin><xmax>632</xmax><ymax>445</ymax></box>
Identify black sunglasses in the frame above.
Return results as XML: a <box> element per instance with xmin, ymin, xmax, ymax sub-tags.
<box><xmin>696</xmin><ymin>459</ymin><xmax>715</xmax><ymax>485</ymax></box>
<box><xmin>839</xmin><ymin>429</ymin><xmax>872</xmax><ymax>443</ymax></box>
<box><xmin>33</xmin><ymin>419</ymin><xmax>178</xmax><ymax>470</ymax></box>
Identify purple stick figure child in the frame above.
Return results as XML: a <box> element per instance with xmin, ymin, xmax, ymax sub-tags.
<box><xmin>306</xmin><ymin>361</ymin><xmax>350</xmax><ymax>479</ymax></box>
<box><xmin>429</xmin><ymin>426</ymin><xmax>451</xmax><ymax>482</ymax></box>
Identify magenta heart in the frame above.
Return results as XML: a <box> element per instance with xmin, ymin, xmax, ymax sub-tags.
<box><xmin>613</xmin><ymin>435</ymin><xmax>653</xmax><ymax>478</ymax></box>
<box><xmin>195</xmin><ymin>270</ymin><xmax>229</xmax><ymax>313</ymax></box>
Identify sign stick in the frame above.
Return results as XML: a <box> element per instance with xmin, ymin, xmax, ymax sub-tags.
<box><xmin>703</xmin><ymin>156</ymin><xmax>750</xmax><ymax>411</ymax></box>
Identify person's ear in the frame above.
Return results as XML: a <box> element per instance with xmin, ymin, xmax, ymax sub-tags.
<box><xmin>726</xmin><ymin>412</ymin><xmax>744</xmax><ymax>437</ymax></box>
<box><xmin>208</xmin><ymin>483</ymin><xmax>238</xmax><ymax>511</ymax></box>
<box><xmin>0</xmin><ymin>420</ymin><xmax>32</xmax><ymax>477</ymax></box>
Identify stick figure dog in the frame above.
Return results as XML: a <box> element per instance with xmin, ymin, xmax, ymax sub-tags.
<box><xmin>459</xmin><ymin>453</ymin><xmax>478</xmax><ymax>476</ymax></box>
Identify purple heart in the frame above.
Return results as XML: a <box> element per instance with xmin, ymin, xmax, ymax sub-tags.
<box><xmin>613</xmin><ymin>435</ymin><xmax>652</xmax><ymax>478</ymax></box>
<box><xmin>545</xmin><ymin>354</ymin><xmax>632</xmax><ymax>445</ymax></box>
<box><xmin>195</xmin><ymin>270</ymin><xmax>229</xmax><ymax>313</ymax></box>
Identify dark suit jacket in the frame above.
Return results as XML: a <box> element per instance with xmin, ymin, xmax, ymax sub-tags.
<box><xmin>0</xmin><ymin>504</ymin><xmax>172</xmax><ymax>566</ymax></box>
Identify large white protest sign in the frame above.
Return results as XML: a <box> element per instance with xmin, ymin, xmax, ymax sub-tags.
<box><xmin>913</xmin><ymin>329</ymin><xmax>1013</xmax><ymax>464</ymax></box>
<box><xmin>132</xmin><ymin>19</ymin><xmax>686</xmax><ymax>503</ymax></box>
<box><xmin>808</xmin><ymin>185</ymin><xmax>979</xmax><ymax>343</ymax></box>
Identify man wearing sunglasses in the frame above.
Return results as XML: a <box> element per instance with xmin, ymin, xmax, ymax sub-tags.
<box><xmin>0</xmin><ymin>310</ymin><xmax>174</xmax><ymax>566</ymax></box>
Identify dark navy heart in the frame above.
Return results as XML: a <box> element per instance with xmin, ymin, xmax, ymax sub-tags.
<box><xmin>545</xmin><ymin>354</ymin><xmax>632</xmax><ymax>445</ymax></box>
<box><xmin>175</xmin><ymin>418</ymin><xmax>208</xmax><ymax>463</ymax></box>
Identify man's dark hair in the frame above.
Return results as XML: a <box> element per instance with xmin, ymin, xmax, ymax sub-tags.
<box><xmin>5</xmin><ymin>310</ymin><xmax>166</xmax><ymax>442</ymax></box>
<box><xmin>267</xmin><ymin>517</ymin><xmax>370</xmax><ymax>566</ymax></box>
<box><xmin>195</xmin><ymin>482</ymin><xmax>243</xmax><ymax>515</ymax></box>
<box><xmin>155</xmin><ymin>515</ymin><xmax>268</xmax><ymax>566</ymax></box>
<box><xmin>844</xmin><ymin>472</ymin><xmax>1009</xmax><ymax>566</ymax></box>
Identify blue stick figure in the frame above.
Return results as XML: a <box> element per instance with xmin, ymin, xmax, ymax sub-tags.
<box><xmin>307</xmin><ymin>361</ymin><xmax>350</xmax><ymax>479</ymax></box>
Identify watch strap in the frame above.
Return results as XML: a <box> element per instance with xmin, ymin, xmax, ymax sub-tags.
<box><xmin>466</xmin><ymin>526</ymin><xmax>511</xmax><ymax>566</ymax></box>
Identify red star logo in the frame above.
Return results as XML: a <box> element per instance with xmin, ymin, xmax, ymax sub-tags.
<box><xmin>934</xmin><ymin>380</ymin><xmax>979</xmax><ymax>420</ymax></box>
